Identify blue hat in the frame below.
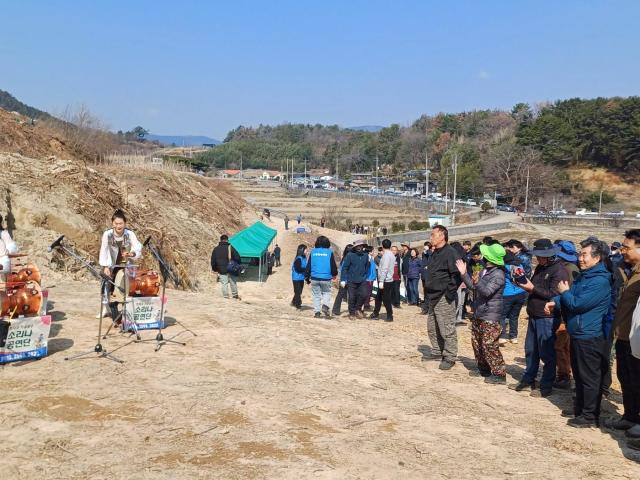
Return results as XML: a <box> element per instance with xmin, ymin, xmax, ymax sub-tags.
<box><xmin>555</xmin><ymin>240</ymin><xmax>577</xmax><ymax>263</ymax></box>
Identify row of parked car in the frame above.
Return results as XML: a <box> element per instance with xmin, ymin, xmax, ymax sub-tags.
<box><xmin>531</xmin><ymin>208</ymin><xmax>637</xmax><ymax>217</ymax></box>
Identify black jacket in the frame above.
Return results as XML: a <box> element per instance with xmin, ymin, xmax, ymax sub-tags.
<box><xmin>401</xmin><ymin>253</ymin><xmax>410</xmax><ymax>276</ymax></box>
<box><xmin>274</xmin><ymin>246</ymin><xmax>281</xmax><ymax>259</ymax></box>
<box><xmin>526</xmin><ymin>258</ymin><xmax>569</xmax><ymax>318</ymax></box>
<box><xmin>211</xmin><ymin>241</ymin><xmax>241</xmax><ymax>274</ymax></box>
<box><xmin>424</xmin><ymin>243</ymin><xmax>461</xmax><ymax>305</ymax></box>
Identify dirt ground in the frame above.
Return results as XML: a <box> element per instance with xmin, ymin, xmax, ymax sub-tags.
<box><xmin>1</xmin><ymin>215</ymin><xmax>639</xmax><ymax>480</ymax></box>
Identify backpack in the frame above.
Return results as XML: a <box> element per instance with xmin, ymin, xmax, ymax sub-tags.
<box><xmin>226</xmin><ymin>245</ymin><xmax>243</xmax><ymax>276</ymax></box>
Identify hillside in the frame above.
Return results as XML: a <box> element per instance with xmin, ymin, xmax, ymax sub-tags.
<box><xmin>0</xmin><ymin>109</ymin><xmax>247</xmax><ymax>290</ymax></box>
<box><xmin>0</xmin><ymin>89</ymin><xmax>52</xmax><ymax>120</ymax></box>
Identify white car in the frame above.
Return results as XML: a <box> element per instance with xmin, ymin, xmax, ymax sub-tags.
<box><xmin>550</xmin><ymin>209</ymin><xmax>567</xmax><ymax>215</ymax></box>
<box><xmin>465</xmin><ymin>199</ymin><xmax>478</xmax><ymax>206</ymax></box>
<box><xmin>575</xmin><ymin>208</ymin><xmax>598</xmax><ymax>216</ymax></box>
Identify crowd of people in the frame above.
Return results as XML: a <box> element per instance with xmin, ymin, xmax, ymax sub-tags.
<box><xmin>285</xmin><ymin>225</ymin><xmax>640</xmax><ymax>447</ymax></box>
<box><xmin>208</xmin><ymin>218</ymin><xmax>640</xmax><ymax>449</ymax></box>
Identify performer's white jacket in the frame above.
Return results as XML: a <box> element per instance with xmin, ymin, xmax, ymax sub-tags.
<box><xmin>0</xmin><ymin>230</ymin><xmax>17</xmax><ymax>272</ymax></box>
<box><xmin>99</xmin><ymin>228</ymin><xmax>142</xmax><ymax>268</ymax></box>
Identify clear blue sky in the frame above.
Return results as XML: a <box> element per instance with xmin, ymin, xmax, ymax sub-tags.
<box><xmin>2</xmin><ymin>1</ymin><xmax>638</xmax><ymax>139</ymax></box>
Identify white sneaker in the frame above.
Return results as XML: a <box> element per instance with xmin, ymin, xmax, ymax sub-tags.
<box><xmin>498</xmin><ymin>338</ymin><xmax>508</xmax><ymax>346</ymax></box>
<box><xmin>510</xmin><ymin>338</ymin><xmax>519</xmax><ymax>344</ymax></box>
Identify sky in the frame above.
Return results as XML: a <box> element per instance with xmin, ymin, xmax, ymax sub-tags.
<box><xmin>1</xmin><ymin>1</ymin><xmax>639</xmax><ymax>139</ymax></box>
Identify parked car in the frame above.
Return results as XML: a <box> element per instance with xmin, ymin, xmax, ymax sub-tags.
<box><xmin>605</xmin><ymin>211</ymin><xmax>625</xmax><ymax>217</ymax></box>
<box><xmin>550</xmin><ymin>209</ymin><xmax>568</xmax><ymax>215</ymax></box>
<box><xmin>465</xmin><ymin>199</ymin><xmax>478</xmax><ymax>207</ymax></box>
<box><xmin>497</xmin><ymin>204</ymin><xmax>516</xmax><ymax>212</ymax></box>
<box><xmin>575</xmin><ymin>208</ymin><xmax>598</xmax><ymax>216</ymax></box>
<box><xmin>636</xmin><ymin>213</ymin><xmax>640</xmax><ymax>219</ymax></box>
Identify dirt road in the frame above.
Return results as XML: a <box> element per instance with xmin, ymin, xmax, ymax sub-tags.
<box><xmin>1</xmin><ymin>216</ymin><xmax>639</xmax><ymax>479</ymax></box>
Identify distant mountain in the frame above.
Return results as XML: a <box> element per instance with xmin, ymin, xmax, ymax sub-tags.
<box><xmin>146</xmin><ymin>134</ymin><xmax>221</xmax><ymax>146</ymax></box>
<box><xmin>347</xmin><ymin>125</ymin><xmax>385</xmax><ymax>132</ymax></box>
<box><xmin>0</xmin><ymin>89</ymin><xmax>53</xmax><ymax>120</ymax></box>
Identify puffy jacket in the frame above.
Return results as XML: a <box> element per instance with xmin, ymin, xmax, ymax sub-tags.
<box><xmin>503</xmin><ymin>265</ymin><xmax>526</xmax><ymax>297</ymax></box>
<box><xmin>553</xmin><ymin>262</ymin><xmax>612</xmax><ymax>339</ymax></box>
<box><xmin>407</xmin><ymin>257</ymin><xmax>422</xmax><ymax>279</ymax></box>
<box><xmin>343</xmin><ymin>250</ymin><xmax>370</xmax><ymax>283</ymax></box>
<box><xmin>462</xmin><ymin>266</ymin><xmax>505</xmax><ymax>323</ymax></box>
<box><xmin>211</xmin><ymin>241</ymin><xmax>241</xmax><ymax>274</ymax></box>
<box><xmin>518</xmin><ymin>252</ymin><xmax>533</xmax><ymax>278</ymax></box>
<box><xmin>526</xmin><ymin>259</ymin><xmax>569</xmax><ymax>318</ymax></box>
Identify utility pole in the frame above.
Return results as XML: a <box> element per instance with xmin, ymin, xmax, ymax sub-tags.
<box><xmin>524</xmin><ymin>166</ymin><xmax>530</xmax><ymax>214</ymax></box>
<box><xmin>240</xmin><ymin>152</ymin><xmax>243</xmax><ymax>179</ymax></box>
<box><xmin>598</xmin><ymin>189</ymin><xmax>603</xmax><ymax>216</ymax></box>
<box><xmin>335</xmin><ymin>156</ymin><xmax>339</xmax><ymax>186</ymax></box>
<box><xmin>304</xmin><ymin>157</ymin><xmax>307</xmax><ymax>189</ymax></box>
<box><xmin>375</xmin><ymin>154</ymin><xmax>379</xmax><ymax>192</ymax></box>
<box><xmin>424</xmin><ymin>145</ymin><xmax>429</xmax><ymax>198</ymax></box>
<box><xmin>445</xmin><ymin>169</ymin><xmax>450</xmax><ymax>214</ymax></box>
<box><xmin>452</xmin><ymin>153</ymin><xmax>458</xmax><ymax>226</ymax></box>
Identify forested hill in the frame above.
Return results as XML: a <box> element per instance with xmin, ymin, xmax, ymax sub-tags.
<box><xmin>197</xmin><ymin>96</ymin><xmax>640</xmax><ymax>178</ymax></box>
<box><xmin>0</xmin><ymin>89</ymin><xmax>52</xmax><ymax>120</ymax></box>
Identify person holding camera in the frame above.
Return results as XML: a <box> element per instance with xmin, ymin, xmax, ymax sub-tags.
<box><xmin>210</xmin><ymin>234</ymin><xmax>242</xmax><ymax>300</ymax></box>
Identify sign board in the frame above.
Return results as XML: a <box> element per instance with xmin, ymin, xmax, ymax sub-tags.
<box><xmin>0</xmin><ymin>315</ymin><xmax>52</xmax><ymax>363</ymax></box>
<box><xmin>124</xmin><ymin>296</ymin><xmax>164</xmax><ymax>331</ymax></box>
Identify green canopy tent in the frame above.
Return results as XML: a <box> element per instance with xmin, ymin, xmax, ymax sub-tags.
<box><xmin>229</xmin><ymin>221</ymin><xmax>278</xmax><ymax>282</ymax></box>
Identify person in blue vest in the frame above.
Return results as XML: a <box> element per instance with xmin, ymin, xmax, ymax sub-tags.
<box><xmin>304</xmin><ymin>235</ymin><xmax>338</xmax><ymax>318</ymax></box>
<box><xmin>291</xmin><ymin>244</ymin><xmax>308</xmax><ymax>309</ymax></box>
<box><xmin>500</xmin><ymin>251</ymin><xmax>527</xmax><ymax>346</ymax></box>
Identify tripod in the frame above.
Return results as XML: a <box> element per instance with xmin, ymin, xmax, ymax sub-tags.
<box><xmin>49</xmin><ymin>236</ymin><xmax>125</xmax><ymax>363</ymax></box>
<box><xmin>102</xmin><ymin>264</ymin><xmax>141</xmax><ymax>341</ymax></box>
<box><xmin>139</xmin><ymin>238</ymin><xmax>196</xmax><ymax>351</ymax></box>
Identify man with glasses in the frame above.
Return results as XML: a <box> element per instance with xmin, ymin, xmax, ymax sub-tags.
<box><xmin>610</xmin><ymin>230</ymin><xmax>640</xmax><ymax>448</ymax></box>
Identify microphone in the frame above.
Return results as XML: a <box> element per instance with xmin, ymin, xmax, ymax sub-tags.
<box><xmin>48</xmin><ymin>235</ymin><xmax>65</xmax><ymax>253</ymax></box>
<box><xmin>143</xmin><ymin>236</ymin><xmax>152</xmax><ymax>247</ymax></box>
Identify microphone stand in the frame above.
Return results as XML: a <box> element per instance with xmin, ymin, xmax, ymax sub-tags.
<box><xmin>52</xmin><ymin>242</ymin><xmax>124</xmax><ymax>363</ymax></box>
<box><xmin>139</xmin><ymin>239</ymin><xmax>196</xmax><ymax>352</ymax></box>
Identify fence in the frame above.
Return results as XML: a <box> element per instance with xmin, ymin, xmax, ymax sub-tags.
<box><xmin>94</xmin><ymin>152</ymin><xmax>192</xmax><ymax>172</ymax></box>
<box><xmin>523</xmin><ymin>214</ymin><xmax>640</xmax><ymax>228</ymax></box>
<box><xmin>288</xmin><ymin>187</ymin><xmax>464</xmax><ymax>215</ymax></box>
<box><xmin>372</xmin><ymin>222</ymin><xmax>527</xmax><ymax>246</ymax></box>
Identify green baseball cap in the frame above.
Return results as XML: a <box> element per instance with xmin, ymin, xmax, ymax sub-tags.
<box><xmin>479</xmin><ymin>243</ymin><xmax>506</xmax><ymax>266</ymax></box>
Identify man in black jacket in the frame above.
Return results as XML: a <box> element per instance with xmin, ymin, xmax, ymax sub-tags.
<box><xmin>343</xmin><ymin>240</ymin><xmax>371</xmax><ymax>319</ymax></box>
<box><xmin>424</xmin><ymin>226</ymin><xmax>462</xmax><ymax>370</ymax></box>
<box><xmin>211</xmin><ymin>234</ymin><xmax>242</xmax><ymax>299</ymax></box>
<box><xmin>509</xmin><ymin>239</ymin><xmax>569</xmax><ymax>397</ymax></box>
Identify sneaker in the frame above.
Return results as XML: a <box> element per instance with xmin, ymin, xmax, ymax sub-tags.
<box><xmin>554</xmin><ymin>378</ymin><xmax>571</xmax><ymax>390</ymax></box>
<box><xmin>321</xmin><ymin>305</ymin><xmax>330</xmax><ymax>317</ymax></box>
<box><xmin>509</xmin><ymin>338</ymin><xmax>518</xmax><ymax>344</ymax></box>
<box><xmin>561</xmin><ymin>409</ymin><xmax>575</xmax><ymax>418</ymax></box>
<box><xmin>607</xmin><ymin>418</ymin><xmax>637</xmax><ymax>430</ymax></box>
<box><xmin>628</xmin><ymin>437</ymin><xmax>640</xmax><ymax>451</ymax></box>
<box><xmin>508</xmin><ymin>381</ymin><xmax>535</xmax><ymax>392</ymax></box>
<box><xmin>568</xmin><ymin>416</ymin><xmax>598</xmax><ymax>428</ymax></box>
<box><xmin>498</xmin><ymin>338</ymin><xmax>508</xmax><ymax>346</ymax></box>
<box><xmin>530</xmin><ymin>388</ymin><xmax>552</xmax><ymax>398</ymax></box>
<box><xmin>314</xmin><ymin>312</ymin><xmax>322</xmax><ymax>318</ymax></box>
<box><xmin>384</xmin><ymin>315</ymin><xmax>394</xmax><ymax>322</ymax></box>
<box><xmin>625</xmin><ymin>424</ymin><xmax>640</xmax><ymax>438</ymax></box>
<box><xmin>233</xmin><ymin>296</ymin><xmax>241</xmax><ymax>301</ymax></box>
<box><xmin>348</xmin><ymin>314</ymin><xmax>358</xmax><ymax>320</ymax></box>
<box><xmin>369</xmin><ymin>313</ymin><xmax>380</xmax><ymax>320</ymax></box>
<box><xmin>484</xmin><ymin>375</ymin><xmax>507</xmax><ymax>385</ymax></box>
<box><xmin>438</xmin><ymin>360</ymin><xmax>455</xmax><ymax>370</ymax></box>
<box><xmin>355</xmin><ymin>311</ymin><xmax>364</xmax><ymax>319</ymax></box>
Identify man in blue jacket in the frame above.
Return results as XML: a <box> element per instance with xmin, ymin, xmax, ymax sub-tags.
<box><xmin>545</xmin><ymin>237</ymin><xmax>612</xmax><ymax>428</ymax></box>
<box><xmin>305</xmin><ymin>236</ymin><xmax>338</xmax><ymax>318</ymax></box>
<box><xmin>343</xmin><ymin>240</ymin><xmax>371</xmax><ymax>319</ymax></box>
